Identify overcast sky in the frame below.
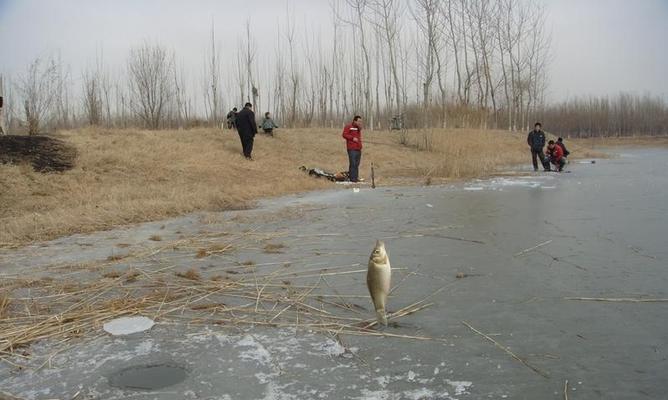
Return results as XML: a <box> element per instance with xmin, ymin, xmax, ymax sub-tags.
<box><xmin>1</xmin><ymin>0</ymin><xmax>667</xmax><ymax>102</ymax></box>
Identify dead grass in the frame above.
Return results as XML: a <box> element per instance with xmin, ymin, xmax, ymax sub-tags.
<box><xmin>1</xmin><ymin>126</ymin><xmax>606</xmax><ymax>246</ymax></box>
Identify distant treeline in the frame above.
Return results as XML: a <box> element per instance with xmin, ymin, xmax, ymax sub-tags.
<box><xmin>541</xmin><ymin>93</ymin><xmax>668</xmax><ymax>138</ymax></box>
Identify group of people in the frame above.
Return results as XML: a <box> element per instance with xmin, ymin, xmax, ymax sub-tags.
<box><xmin>223</xmin><ymin>103</ymin><xmax>364</xmax><ymax>183</ymax></box>
<box><xmin>224</xmin><ymin>104</ymin><xmax>279</xmax><ymax>160</ymax></box>
<box><xmin>226</xmin><ymin>109</ymin><xmax>569</xmax><ymax>182</ymax></box>
<box><xmin>527</xmin><ymin>122</ymin><xmax>570</xmax><ymax>172</ymax></box>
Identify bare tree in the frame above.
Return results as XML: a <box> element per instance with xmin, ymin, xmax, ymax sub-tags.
<box><xmin>285</xmin><ymin>6</ymin><xmax>300</xmax><ymax>126</ymax></box>
<box><xmin>127</xmin><ymin>43</ymin><xmax>174</xmax><ymax>129</ymax></box>
<box><xmin>174</xmin><ymin>60</ymin><xmax>191</xmax><ymax>129</ymax></box>
<box><xmin>411</xmin><ymin>0</ymin><xmax>441</xmax><ymax>127</ymax></box>
<box><xmin>340</xmin><ymin>0</ymin><xmax>374</xmax><ymax>128</ymax></box>
<box><xmin>370</xmin><ymin>0</ymin><xmax>402</xmax><ymax>120</ymax></box>
<box><xmin>82</xmin><ymin>68</ymin><xmax>104</xmax><ymax>125</ymax></box>
<box><xmin>17</xmin><ymin>57</ymin><xmax>59</xmax><ymax>134</ymax></box>
<box><xmin>204</xmin><ymin>21</ymin><xmax>222</xmax><ymax>126</ymax></box>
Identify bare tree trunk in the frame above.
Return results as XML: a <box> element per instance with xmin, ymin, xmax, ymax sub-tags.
<box><xmin>204</xmin><ymin>20</ymin><xmax>221</xmax><ymax>127</ymax></box>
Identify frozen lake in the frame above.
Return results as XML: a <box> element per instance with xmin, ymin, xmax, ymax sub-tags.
<box><xmin>1</xmin><ymin>148</ymin><xmax>667</xmax><ymax>399</ymax></box>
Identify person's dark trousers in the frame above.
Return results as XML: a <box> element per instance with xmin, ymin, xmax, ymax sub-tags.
<box><xmin>531</xmin><ymin>149</ymin><xmax>549</xmax><ymax>171</ymax></box>
<box><xmin>237</xmin><ymin>131</ymin><xmax>247</xmax><ymax>156</ymax></box>
<box><xmin>241</xmin><ymin>134</ymin><xmax>254</xmax><ymax>158</ymax></box>
<box><xmin>347</xmin><ymin>149</ymin><xmax>361</xmax><ymax>182</ymax></box>
<box><xmin>263</xmin><ymin>128</ymin><xmax>274</xmax><ymax>136</ymax></box>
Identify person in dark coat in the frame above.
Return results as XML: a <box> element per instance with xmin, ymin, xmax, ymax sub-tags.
<box><xmin>235</xmin><ymin>103</ymin><xmax>258</xmax><ymax>160</ymax></box>
<box><xmin>527</xmin><ymin>122</ymin><xmax>549</xmax><ymax>171</ymax></box>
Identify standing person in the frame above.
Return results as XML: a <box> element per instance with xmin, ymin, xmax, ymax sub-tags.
<box><xmin>556</xmin><ymin>137</ymin><xmax>570</xmax><ymax>159</ymax></box>
<box><xmin>235</xmin><ymin>103</ymin><xmax>258</xmax><ymax>160</ymax></box>
<box><xmin>546</xmin><ymin>140</ymin><xmax>566</xmax><ymax>172</ymax></box>
<box><xmin>0</xmin><ymin>95</ymin><xmax>5</xmax><ymax>135</ymax></box>
<box><xmin>342</xmin><ymin>115</ymin><xmax>363</xmax><ymax>182</ymax></box>
<box><xmin>261</xmin><ymin>112</ymin><xmax>278</xmax><ymax>136</ymax></box>
<box><xmin>527</xmin><ymin>122</ymin><xmax>549</xmax><ymax>171</ymax></box>
<box><xmin>226</xmin><ymin>107</ymin><xmax>238</xmax><ymax>129</ymax></box>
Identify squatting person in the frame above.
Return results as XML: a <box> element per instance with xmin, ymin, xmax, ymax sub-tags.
<box><xmin>261</xmin><ymin>112</ymin><xmax>278</xmax><ymax>136</ymax></box>
<box><xmin>546</xmin><ymin>140</ymin><xmax>566</xmax><ymax>172</ymax></box>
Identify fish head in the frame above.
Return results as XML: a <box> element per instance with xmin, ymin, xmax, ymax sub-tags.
<box><xmin>370</xmin><ymin>240</ymin><xmax>388</xmax><ymax>264</ymax></box>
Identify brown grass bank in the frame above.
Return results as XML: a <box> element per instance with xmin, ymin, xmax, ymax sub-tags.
<box><xmin>1</xmin><ymin>127</ymin><xmax>597</xmax><ymax>246</ymax></box>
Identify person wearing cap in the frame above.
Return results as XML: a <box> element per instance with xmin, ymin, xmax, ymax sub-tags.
<box><xmin>527</xmin><ymin>122</ymin><xmax>549</xmax><ymax>171</ymax></box>
<box><xmin>235</xmin><ymin>103</ymin><xmax>258</xmax><ymax>160</ymax></box>
<box><xmin>546</xmin><ymin>140</ymin><xmax>566</xmax><ymax>172</ymax></box>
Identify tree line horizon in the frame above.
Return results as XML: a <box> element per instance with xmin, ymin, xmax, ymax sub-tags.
<box><xmin>1</xmin><ymin>0</ymin><xmax>666</xmax><ymax>138</ymax></box>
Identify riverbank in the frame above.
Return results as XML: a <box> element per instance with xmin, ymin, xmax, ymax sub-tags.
<box><xmin>1</xmin><ymin>127</ymin><xmax>603</xmax><ymax>246</ymax></box>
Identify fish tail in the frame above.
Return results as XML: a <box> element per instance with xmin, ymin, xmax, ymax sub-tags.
<box><xmin>376</xmin><ymin>309</ymin><xmax>388</xmax><ymax>326</ymax></box>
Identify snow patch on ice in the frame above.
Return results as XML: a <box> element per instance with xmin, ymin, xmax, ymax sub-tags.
<box><xmin>237</xmin><ymin>335</ymin><xmax>272</xmax><ymax>365</ymax></box>
<box><xmin>103</xmin><ymin>316</ymin><xmax>154</xmax><ymax>336</ymax></box>
<box><xmin>446</xmin><ymin>379</ymin><xmax>473</xmax><ymax>395</ymax></box>
<box><xmin>375</xmin><ymin>375</ymin><xmax>390</xmax><ymax>388</ymax></box>
<box><xmin>355</xmin><ymin>389</ymin><xmax>391</xmax><ymax>400</ymax></box>
<box><xmin>313</xmin><ymin>338</ymin><xmax>346</xmax><ymax>357</ymax></box>
<box><xmin>403</xmin><ymin>388</ymin><xmax>438</xmax><ymax>400</ymax></box>
<box><xmin>465</xmin><ymin>176</ymin><xmax>556</xmax><ymax>191</ymax></box>
<box><xmin>134</xmin><ymin>339</ymin><xmax>156</xmax><ymax>356</ymax></box>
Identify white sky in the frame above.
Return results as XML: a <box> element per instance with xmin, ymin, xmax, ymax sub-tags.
<box><xmin>1</xmin><ymin>0</ymin><xmax>667</xmax><ymax>102</ymax></box>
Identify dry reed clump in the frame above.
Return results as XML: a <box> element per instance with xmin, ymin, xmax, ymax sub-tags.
<box><xmin>195</xmin><ymin>243</ymin><xmax>234</xmax><ymax>258</ymax></box>
<box><xmin>1</xmin><ymin>126</ymin><xmax>606</xmax><ymax>246</ymax></box>
<box><xmin>263</xmin><ymin>243</ymin><xmax>286</xmax><ymax>254</ymax></box>
<box><xmin>102</xmin><ymin>270</ymin><xmax>122</xmax><ymax>279</ymax></box>
<box><xmin>175</xmin><ymin>268</ymin><xmax>202</xmax><ymax>281</ymax></box>
<box><xmin>0</xmin><ymin>230</ymin><xmax>438</xmax><ymax>369</ymax></box>
<box><xmin>0</xmin><ymin>293</ymin><xmax>10</xmax><ymax>318</ymax></box>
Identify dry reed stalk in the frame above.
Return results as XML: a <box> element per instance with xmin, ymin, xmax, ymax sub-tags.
<box><xmin>564</xmin><ymin>297</ymin><xmax>668</xmax><ymax>303</ymax></box>
<box><xmin>462</xmin><ymin>321</ymin><xmax>550</xmax><ymax>378</ymax></box>
<box><xmin>514</xmin><ymin>240</ymin><xmax>553</xmax><ymax>257</ymax></box>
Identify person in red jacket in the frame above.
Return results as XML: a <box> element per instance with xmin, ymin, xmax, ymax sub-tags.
<box><xmin>546</xmin><ymin>140</ymin><xmax>565</xmax><ymax>172</ymax></box>
<box><xmin>342</xmin><ymin>115</ymin><xmax>363</xmax><ymax>182</ymax></box>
